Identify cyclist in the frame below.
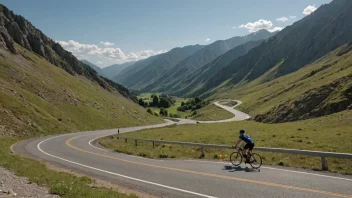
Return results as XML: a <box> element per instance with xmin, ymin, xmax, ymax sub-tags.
<box><xmin>234</xmin><ymin>129</ymin><xmax>254</xmax><ymax>163</ymax></box>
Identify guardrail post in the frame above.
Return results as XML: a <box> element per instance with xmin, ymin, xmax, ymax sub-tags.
<box><xmin>200</xmin><ymin>145</ymin><xmax>205</xmax><ymax>158</ymax></box>
<box><xmin>125</xmin><ymin>138</ymin><xmax>127</xmax><ymax>143</ymax></box>
<box><xmin>321</xmin><ymin>156</ymin><xmax>328</xmax><ymax>170</ymax></box>
<box><xmin>135</xmin><ymin>140</ymin><xmax>138</xmax><ymax>146</ymax></box>
<box><xmin>152</xmin><ymin>142</ymin><xmax>155</xmax><ymax>148</ymax></box>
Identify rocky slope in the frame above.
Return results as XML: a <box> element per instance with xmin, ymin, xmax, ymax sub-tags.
<box><xmin>0</xmin><ymin>4</ymin><xmax>135</xmax><ymax>102</ymax></box>
<box><xmin>81</xmin><ymin>59</ymin><xmax>108</xmax><ymax>78</ymax></box>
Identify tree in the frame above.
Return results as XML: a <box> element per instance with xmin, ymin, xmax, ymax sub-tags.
<box><xmin>159</xmin><ymin>107</ymin><xmax>165</xmax><ymax>116</ymax></box>
<box><xmin>138</xmin><ymin>98</ymin><xmax>145</xmax><ymax>107</ymax></box>
<box><xmin>159</xmin><ymin>97</ymin><xmax>171</xmax><ymax>108</ymax></box>
<box><xmin>152</xmin><ymin>95</ymin><xmax>159</xmax><ymax>107</ymax></box>
<box><xmin>181</xmin><ymin>101</ymin><xmax>185</xmax><ymax>106</ymax></box>
<box><xmin>195</xmin><ymin>97</ymin><xmax>201</xmax><ymax>104</ymax></box>
<box><xmin>177</xmin><ymin>106</ymin><xmax>186</xmax><ymax>112</ymax></box>
<box><xmin>159</xmin><ymin>108</ymin><xmax>168</xmax><ymax>116</ymax></box>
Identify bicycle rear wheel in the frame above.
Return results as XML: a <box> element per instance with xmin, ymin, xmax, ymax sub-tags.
<box><xmin>230</xmin><ymin>151</ymin><xmax>242</xmax><ymax>166</ymax></box>
<box><xmin>249</xmin><ymin>153</ymin><xmax>262</xmax><ymax>169</ymax></box>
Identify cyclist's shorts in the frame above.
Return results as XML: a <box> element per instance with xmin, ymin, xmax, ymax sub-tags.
<box><xmin>244</xmin><ymin>143</ymin><xmax>254</xmax><ymax>150</ymax></box>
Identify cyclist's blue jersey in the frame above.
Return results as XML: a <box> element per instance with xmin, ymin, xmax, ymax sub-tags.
<box><xmin>239</xmin><ymin>134</ymin><xmax>254</xmax><ymax>143</ymax></box>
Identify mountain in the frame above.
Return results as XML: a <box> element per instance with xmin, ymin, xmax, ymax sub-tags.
<box><xmin>0</xmin><ymin>4</ymin><xmax>139</xmax><ymax>101</ymax></box>
<box><xmin>0</xmin><ymin>4</ymin><xmax>162</xmax><ymax>137</ymax></box>
<box><xmin>147</xmin><ymin>39</ymin><xmax>265</xmax><ymax>95</ymax></box>
<box><xmin>225</xmin><ymin>43</ymin><xmax>352</xmax><ymax>123</ymax></box>
<box><xmin>190</xmin><ymin>0</ymin><xmax>352</xmax><ymax>98</ymax></box>
<box><xmin>112</xmin><ymin>45</ymin><xmax>204</xmax><ymax>89</ymax></box>
<box><xmin>80</xmin><ymin>60</ymin><xmax>108</xmax><ymax>78</ymax></box>
<box><xmin>102</xmin><ymin>61</ymin><xmax>136</xmax><ymax>78</ymax></box>
<box><xmin>142</xmin><ymin>29</ymin><xmax>274</xmax><ymax>92</ymax></box>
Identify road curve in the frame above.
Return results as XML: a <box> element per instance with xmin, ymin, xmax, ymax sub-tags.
<box><xmin>13</xmin><ymin>101</ymin><xmax>352</xmax><ymax>198</ymax></box>
<box><xmin>171</xmin><ymin>100</ymin><xmax>250</xmax><ymax>125</ymax></box>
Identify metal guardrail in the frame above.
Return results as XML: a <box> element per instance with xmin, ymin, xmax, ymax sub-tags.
<box><xmin>120</xmin><ymin>137</ymin><xmax>352</xmax><ymax>170</ymax></box>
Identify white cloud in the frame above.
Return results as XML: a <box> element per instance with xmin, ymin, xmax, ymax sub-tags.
<box><xmin>268</xmin><ymin>27</ymin><xmax>283</xmax><ymax>32</ymax></box>
<box><xmin>239</xmin><ymin>19</ymin><xmax>284</xmax><ymax>33</ymax></box>
<box><xmin>276</xmin><ymin>17</ymin><xmax>288</xmax><ymax>22</ymax></box>
<box><xmin>57</xmin><ymin>40</ymin><xmax>167</xmax><ymax>66</ymax></box>
<box><xmin>289</xmin><ymin>16</ymin><xmax>297</xmax><ymax>19</ymax></box>
<box><xmin>239</xmin><ymin>19</ymin><xmax>273</xmax><ymax>33</ymax></box>
<box><xmin>303</xmin><ymin>4</ymin><xmax>317</xmax><ymax>15</ymax></box>
<box><xmin>232</xmin><ymin>26</ymin><xmax>236</xmax><ymax>29</ymax></box>
<box><xmin>205</xmin><ymin>38</ymin><xmax>211</xmax><ymax>42</ymax></box>
<box><xmin>100</xmin><ymin>41</ymin><xmax>115</xmax><ymax>46</ymax></box>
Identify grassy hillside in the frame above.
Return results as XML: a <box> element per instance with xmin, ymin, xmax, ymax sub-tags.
<box><xmin>0</xmin><ymin>46</ymin><xmax>162</xmax><ymax>137</ymax></box>
<box><xmin>99</xmin><ymin>110</ymin><xmax>352</xmax><ymax>174</ymax></box>
<box><xmin>190</xmin><ymin>104</ymin><xmax>233</xmax><ymax>121</ymax></box>
<box><xmin>0</xmin><ymin>44</ymin><xmax>162</xmax><ymax>198</ymax></box>
<box><xmin>214</xmin><ymin>44</ymin><xmax>352</xmax><ymax>122</ymax></box>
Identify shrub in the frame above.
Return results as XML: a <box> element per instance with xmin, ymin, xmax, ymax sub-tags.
<box><xmin>192</xmin><ymin>110</ymin><xmax>197</xmax><ymax>116</ymax></box>
<box><xmin>159</xmin><ymin>154</ymin><xmax>168</xmax><ymax>158</ymax></box>
<box><xmin>147</xmin><ymin>108</ymin><xmax>153</xmax><ymax>114</ymax></box>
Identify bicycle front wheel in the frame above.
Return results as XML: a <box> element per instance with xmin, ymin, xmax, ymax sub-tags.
<box><xmin>249</xmin><ymin>153</ymin><xmax>262</xmax><ymax>169</ymax></box>
<box><xmin>230</xmin><ymin>151</ymin><xmax>242</xmax><ymax>166</ymax></box>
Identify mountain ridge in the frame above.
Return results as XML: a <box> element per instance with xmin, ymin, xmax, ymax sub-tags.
<box><xmin>140</xmin><ymin>29</ymin><xmax>275</xmax><ymax>92</ymax></box>
<box><xmin>102</xmin><ymin>61</ymin><xmax>136</xmax><ymax>78</ymax></box>
<box><xmin>112</xmin><ymin>44</ymin><xmax>204</xmax><ymax>89</ymax></box>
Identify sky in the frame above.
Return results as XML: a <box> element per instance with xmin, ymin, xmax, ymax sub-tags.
<box><xmin>3</xmin><ymin>0</ymin><xmax>330</xmax><ymax>67</ymax></box>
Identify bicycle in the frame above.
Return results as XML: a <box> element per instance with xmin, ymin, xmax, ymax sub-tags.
<box><xmin>230</xmin><ymin>147</ymin><xmax>262</xmax><ymax>169</ymax></box>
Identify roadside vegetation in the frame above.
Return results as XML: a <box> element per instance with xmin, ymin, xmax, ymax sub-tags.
<box><xmin>99</xmin><ymin>110</ymin><xmax>352</xmax><ymax>174</ymax></box>
<box><xmin>0</xmin><ymin>138</ymin><xmax>137</xmax><ymax>198</ymax></box>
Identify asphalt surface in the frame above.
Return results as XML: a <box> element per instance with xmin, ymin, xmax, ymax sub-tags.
<box><xmin>13</xmin><ymin>101</ymin><xmax>352</xmax><ymax>198</ymax></box>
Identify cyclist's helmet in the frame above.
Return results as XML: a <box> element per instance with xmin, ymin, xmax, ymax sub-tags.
<box><xmin>239</xmin><ymin>129</ymin><xmax>245</xmax><ymax>134</ymax></box>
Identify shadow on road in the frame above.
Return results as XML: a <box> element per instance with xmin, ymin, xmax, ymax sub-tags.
<box><xmin>223</xmin><ymin>165</ymin><xmax>260</xmax><ymax>173</ymax></box>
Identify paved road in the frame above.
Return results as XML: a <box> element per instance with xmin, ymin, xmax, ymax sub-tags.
<box><xmin>171</xmin><ymin>100</ymin><xmax>250</xmax><ymax>125</ymax></box>
<box><xmin>13</xmin><ymin>101</ymin><xmax>352</xmax><ymax>198</ymax></box>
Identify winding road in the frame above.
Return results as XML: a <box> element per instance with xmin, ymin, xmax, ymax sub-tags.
<box><xmin>13</xmin><ymin>101</ymin><xmax>352</xmax><ymax>198</ymax></box>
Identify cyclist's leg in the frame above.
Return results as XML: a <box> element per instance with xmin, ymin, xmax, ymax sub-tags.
<box><xmin>243</xmin><ymin>144</ymin><xmax>250</xmax><ymax>161</ymax></box>
<box><xmin>247</xmin><ymin>143</ymin><xmax>255</xmax><ymax>162</ymax></box>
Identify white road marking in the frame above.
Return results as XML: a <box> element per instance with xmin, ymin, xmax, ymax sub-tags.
<box><xmin>87</xmin><ymin>132</ymin><xmax>352</xmax><ymax>183</ymax></box>
<box><xmin>183</xmin><ymin>160</ymin><xmax>352</xmax><ymax>181</ymax></box>
<box><xmin>88</xmin><ymin>132</ymin><xmax>352</xmax><ymax>182</ymax></box>
<box><xmin>88</xmin><ymin>136</ymin><xmax>109</xmax><ymax>151</ymax></box>
<box><xmin>37</xmin><ymin>135</ymin><xmax>218</xmax><ymax>198</ymax></box>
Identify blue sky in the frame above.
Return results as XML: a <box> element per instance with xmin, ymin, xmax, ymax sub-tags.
<box><xmin>3</xmin><ymin>0</ymin><xmax>330</xmax><ymax>67</ymax></box>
